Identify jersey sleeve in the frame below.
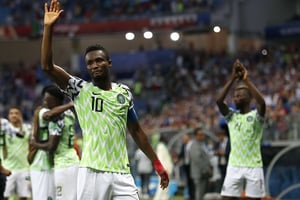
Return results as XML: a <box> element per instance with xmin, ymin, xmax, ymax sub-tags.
<box><xmin>224</xmin><ymin>108</ymin><xmax>235</xmax><ymax>121</ymax></box>
<box><xmin>64</xmin><ymin>76</ymin><xmax>85</xmax><ymax>101</ymax></box>
<box><xmin>0</xmin><ymin>118</ymin><xmax>19</xmax><ymax>136</ymax></box>
<box><xmin>118</xmin><ymin>83</ymin><xmax>134</xmax><ymax>109</ymax></box>
<box><xmin>48</xmin><ymin>118</ymin><xmax>64</xmax><ymax>136</ymax></box>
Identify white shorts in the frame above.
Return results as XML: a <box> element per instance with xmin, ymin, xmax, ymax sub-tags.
<box><xmin>30</xmin><ymin>169</ymin><xmax>56</xmax><ymax>200</ymax></box>
<box><xmin>77</xmin><ymin>167</ymin><xmax>139</xmax><ymax>200</ymax></box>
<box><xmin>55</xmin><ymin>165</ymin><xmax>78</xmax><ymax>200</ymax></box>
<box><xmin>221</xmin><ymin>166</ymin><xmax>266</xmax><ymax>198</ymax></box>
<box><xmin>4</xmin><ymin>170</ymin><xmax>31</xmax><ymax>198</ymax></box>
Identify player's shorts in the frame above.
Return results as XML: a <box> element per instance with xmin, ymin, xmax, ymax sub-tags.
<box><xmin>30</xmin><ymin>169</ymin><xmax>55</xmax><ymax>200</ymax></box>
<box><xmin>4</xmin><ymin>170</ymin><xmax>31</xmax><ymax>198</ymax></box>
<box><xmin>77</xmin><ymin>167</ymin><xmax>139</xmax><ymax>200</ymax></box>
<box><xmin>221</xmin><ymin>166</ymin><xmax>266</xmax><ymax>198</ymax></box>
<box><xmin>55</xmin><ymin>165</ymin><xmax>78</xmax><ymax>200</ymax></box>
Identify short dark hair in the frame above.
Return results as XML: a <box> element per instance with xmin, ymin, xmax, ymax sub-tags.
<box><xmin>42</xmin><ymin>85</ymin><xmax>64</xmax><ymax>102</ymax></box>
<box><xmin>235</xmin><ymin>80</ymin><xmax>252</xmax><ymax>98</ymax></box>
<box><xmin>84</xmin><ymin>44</ymin><xmax>110</xmax><ymax>60</ymax></box>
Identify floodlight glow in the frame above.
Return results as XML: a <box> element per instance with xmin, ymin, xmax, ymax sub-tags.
<box><xmin>170</xmin><ymin>32</ymin><xmax>180</xmax><ymax>41</ymax></box>
<box><xmin>143</xmin><ymin>31</ymin><xmax>153</xmax><ymax>39</ymax></box>
<box><xmin>125</xmin><ymin>32</ymin><xmax>135</xmax><ymax>40</ymax></box>
<box><xmin>213</xmin><ymin>26</ymin><xmax>221</xmax><ymax>33</ymax></box>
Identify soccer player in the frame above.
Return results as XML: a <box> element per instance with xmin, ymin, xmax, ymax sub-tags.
<box><xmin>3</xmin><ymin>107</ymin><xmax>32</xmax><ymax>200</ymax></box>
<box><xmin>216</xmin><ymin>59</ymin><xmax>266</xmax><ymax>200</ymax></box>
<box><xmin>31</xmin><ymin>105</ymin><xmax>79</xmax><ymax>200</ymax></box>
<box><xmin>40</xmin><ymin>0</ymin><xmax>169</xmax><ymax>199</ymax></box>
<box><xmin>1</xmin><ymin>115</ymin><xmax>22</xmax><ymax>200</ymax></box>
<box><xmin>29</xmin><ymin>85</ymin><xmax>74</xmax><ymax>200</ymax></box>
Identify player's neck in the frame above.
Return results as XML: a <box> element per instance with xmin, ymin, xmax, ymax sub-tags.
<box><xmin>239</xmin><ymin>106</ymin><xmax>251</xmax><ymax>114</ymax></box>
<box><xmin>93</xmin><ymin>79</ymin><xmax>112</xmax><ymax>90</ymax></box>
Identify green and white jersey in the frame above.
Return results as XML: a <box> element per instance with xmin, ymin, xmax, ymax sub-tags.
<box><xmin>0</xmin><ymin>118</ymin><xmax>20</xmax><ymax>160</ymax></box>
<box><xmin>49</xmin><ymin>110</ymin><xmax>79</xmax><ymax>169</ymax></box>
<box><xmin>2</xmin><ymin>123</ymin><xmax>31</xmax><ymax>171</ymax></box>
<box><xmin>64</xmin><ymin>76</ymin><xmax>133</xmax><ymax>173</ymax></box>
<box><xmin>225</xmin><ymin>109</ymin><xmax>264</xmax><ymax>167</ymax></box>
<box><xmin>30</xmin><ymin>108</ymin><xmax>53</xmax><ymax>171</ymax></box>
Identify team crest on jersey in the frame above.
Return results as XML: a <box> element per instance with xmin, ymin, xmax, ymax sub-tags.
<box><xmin>247</xmin><ymin>116</ymin><xmax>253</xmax><ymax>122</ymax></box>
<box><xmin>117</xmin><ymin>94</ymin><xmax>125</xmax><ymax>104</ymax></box>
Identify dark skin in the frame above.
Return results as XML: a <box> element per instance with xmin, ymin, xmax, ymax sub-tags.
<box><xmin>41</xmin><ymin>0</ymin><xmax>169</xmax><ymax>189</ymax></box>
<box><xmin>216</xmin><ymin>60</ymin><xmax>266</xmax><ymax>200</ymax></box>
<box><xmin>30</xmin><ymin>93</ymin><xmax>73</xmax><ymax>155</ymax></box>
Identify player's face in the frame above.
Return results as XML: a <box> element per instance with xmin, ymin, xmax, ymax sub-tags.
<box><xmin>233</xmin><ymin>89</ymin><xmax>250</xmax><ymax>109</ymax></box>
<box><xmin>85</xmin><ymin>50</ymin><xmax>112</xmax><ymax>80</ymax></box>
<box><xmin>43</xmin><ymin>92</ymin><xmax>60</xmax><ymax>109</ymax></box>
<box><xmin>8</xmin><ymin>108</ymin><xmax>22</xmax><ymax>124</ymax></box>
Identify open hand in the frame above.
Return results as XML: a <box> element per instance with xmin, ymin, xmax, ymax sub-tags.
<box><xmin>44</xmin><ymin>0</ymin><xmax>63</xmax><ymax>26</ymax></box>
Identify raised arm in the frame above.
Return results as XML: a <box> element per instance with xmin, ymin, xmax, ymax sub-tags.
<box><xmin>41</xmin><ymin>0</ymin><xmax>71</xmax><ymax>90</ymax></box>
<box><xmin>240</xmin><ymin>63</ymin><xmax>266</xmax><ymax>117</ymax></box>
<box><xmin>216</xmin><ymin>60</ymin><xmax>241</xmax><ymax>116</ymax></box>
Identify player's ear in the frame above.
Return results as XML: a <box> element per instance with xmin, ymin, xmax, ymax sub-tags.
<box><xmin>108</xmin><ymin>60</ymin><xmax>112</xmax><ymax>67</ymax></box>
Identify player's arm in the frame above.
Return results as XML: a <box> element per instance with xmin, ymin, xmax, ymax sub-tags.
<box><xmin>127</xmin><ymin>108</ymin><xmax>169</xmax><ymax>189</ymax></box>
<box><xmin>241</xmin><ymin>67</ymin><xmax>266</xmax><ymax>117</ymax></box>
<box><xmin>0</xmin><ymin>159</ymin><xmax>11</xmax><ymax>176</ymax></box>
<box><xmin>43</xmin><ymin>102</ymin><xmax>73</xmax><ymax>121</ymax></box>
<box><xmin>30</xmin><ymin>135</ymin><xmax>60</xmax><ymax>153</ymax></box>
<box><xmin>30</xmin><ymin>118</ymin><xmax>63</xmax><ymax>152</ymax></box>
<box><xmin>41</xmin><ymin>0</ymin><xmax>70</xmax><ymax>90</ymax></box>
<box><xmin>216</xmin><ymin>60</ymin><xmax>240</xmax><ymax>116</ymax></box>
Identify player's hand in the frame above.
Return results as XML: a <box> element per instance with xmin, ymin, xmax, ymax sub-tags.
<box><xmin>232</xmin><ymin>59</ymin><xmax>242</xmax><ymax>80</ymax></box>
<box><xmin>44</xmin><ymin>0</ymin><xmax>63</xmax><ymax>26</ymax></box>
<box><xmin>233</xmin><ymin>59</ymin><xmax>247</xmax><ymax>80</ymax></box>
<box><xmin>153</xmin><ymin>159</ymin><xmax>169</xmax><ymax>189</ymax></box>
<box><xmin>0</xmin><ymin>165</ymin><xmax>11</xmax><ymax>176</ymax></box>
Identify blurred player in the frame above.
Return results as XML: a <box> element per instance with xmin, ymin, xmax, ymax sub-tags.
<box><xmin>3</xmin><ymin>107</ymin><xmax>32</xmax><ymax>200</ymax></box>
<box><xmin>1</xmin><ymin>115</ymin><xmax>23</xmax><ymax>200</ymax></box>
<box><xmin>216</xmin><ymin>59</ymin><xmax>266</xmax><ymax>200</ymax></box>
<box><xmin>32</xmin><ymin>103</ymin><xmax>79</xmax><ymax>200</ymax></box>
<box><xmin>40</xmin><ymin>0</ymin><xmax>169</xmax><ymax>199</ymax></box>
<box><xmin>29</xmin><ymin>85</ymin><xmax>74</xmax><ymax>200</ymax></box>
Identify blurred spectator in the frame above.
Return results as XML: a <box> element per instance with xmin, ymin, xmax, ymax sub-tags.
<box><xmin>134</xmin><ymin>148</ymin><xmax>153</xmax><ymax>199</ymax></box>
<box><xmin>153</xmin><ymin>135</ymin><xmax>173</xmax><ymax>200</ymax></box>
<box><xmin>179</xmin><ymin>133</ymin><xmax>195</xmax><ymax>200</ymax></box>
<box><xmin>189</xmin><ymin>127</ymin><xmax>212</xmax><ymax>200</ymax></box>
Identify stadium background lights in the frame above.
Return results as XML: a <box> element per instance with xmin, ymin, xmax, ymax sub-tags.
<box><xmin>125</xmin><ymin>32</ymin><xmax>135</xmax><ymax>40</ymax></box>
<box><xmin>143</xmin><ymin>30</ymin><xmax>153</xmax><ymax>39</ymax></box>
<box><xmin>170</xmin><ymin>31</ymin><xmax>180</xmax><ymax>41</ymax></box>
<box><xmin>213</xmin><ymin>25</ymin><xmax>221</xmax><ymax>33</ymax></box>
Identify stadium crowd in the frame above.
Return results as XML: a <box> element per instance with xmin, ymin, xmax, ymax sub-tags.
<box><xmin>0</xmin><ymin>0</ymin><xmax>221</xmax><ymax>25</ymax></box>
<box><xmin>1</xmin><ymin>43</ymin><xmax>300</xmax><ymax>143</ymax></box>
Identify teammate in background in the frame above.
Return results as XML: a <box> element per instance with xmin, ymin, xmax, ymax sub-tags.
<box><xmin>216</xmin><ymin>59</ymin><xmax>266</xmax><ymax>200</ymax></box>
<box><xmin>40</xmin><ymin>0</ymin><xmax>169</xmax><ymax>199</ymax></box>
<box><xmin>3</xmin><ymin>107</ymin><xmax>32</xmax><ymax>200</ymax></box>
<box><xmin>0</xmin><ymin>159</ymin><xmax>11</xmax><ymax>200</ymax></box>
<box><xmin>29</xmin><ymin>85</ymin><xmax>74</xmax><ymax>200</ymax></box>
<box><xmin>31</xmin><ymin>103</ymin><xmax>79</xmax><ymax>200</ymax></box>
<box><xmin>1</xmin><ymin>116</ymin><xmax>22</xmax><ymax>200</ymax></box>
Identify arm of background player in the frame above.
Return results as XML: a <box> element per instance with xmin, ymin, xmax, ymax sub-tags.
<box><xmin>216</xmin><ymin>61</ymin><xmax>240</xmax><ymax>116</ymax></box>
<box><xmin>30</xmin><ymin>135</ymin><xmax>60</xmax><ymax>153</ymax></box>
<box><xmin>43</xmin><ymin>102</ymin><xmax>73</xmax><ymax>121</ymax></box>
